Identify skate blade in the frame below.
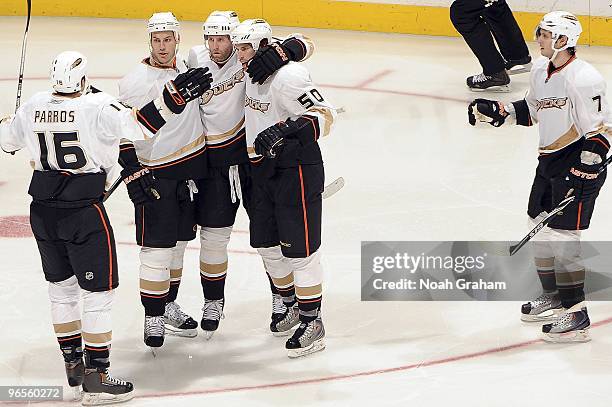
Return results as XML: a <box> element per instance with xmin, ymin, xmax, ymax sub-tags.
<box><xmin>469</xmin><ymin>85</ymin><xmax>511</xmax><ymax>93</ymax></box>
<box><xmin>542</xmin><ymin>328</ymin><xmax>591</xmax><ymax>343</ymax></box>
<box><xmin>81</xmin><ymin>389</ymin><xmax>134</xmax><ymax>406</ymax></box>
<box><xmin>202</xmin><ymin>330</ymin><xmax>216</xmax><ymax>341</ymax></box>
<box><xmin>71</xmin><ymin>386</ymin><xmax>83</xmax><ymax>402</ymax></box>
<box><xmin>165</xmin><ymin>325</ymin><xmax>198</xmax><ymax>338</ymax></box>
<box><xmin>287</xmin><ymin>338</ymin><xmax>326</xmax><ymax>358</ymax></box>
<box><xmin>521</xmin><ymin>309</ymin><xmax>563</xmax><ymax>322</ymax></box>
<box><xmin>506</xmin><ymin>62</ymin><xmax>532</xmax><ymax>75</ymax></box>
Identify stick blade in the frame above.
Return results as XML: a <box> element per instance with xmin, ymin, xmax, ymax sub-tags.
<box><xmin>322</xmin><ymin>177</ymin><xmax>345</xmax><ymax>200</ymax></box>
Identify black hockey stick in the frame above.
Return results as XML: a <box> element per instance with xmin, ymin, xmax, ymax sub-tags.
<box><xmin>506</xmin><ymin>154</ymin><xmax>612</xmax><ymax>256</ymax></box>
<box><xmin>15</xmin><ymin>0</ymin><xmax>32</xmax><ymax>112</ymax></box>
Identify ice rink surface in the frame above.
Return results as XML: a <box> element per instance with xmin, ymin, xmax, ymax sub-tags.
<box><xmin>1</xmin><ymin>16</ymin><xmax>612</xmax><ymax>406</ymax></box>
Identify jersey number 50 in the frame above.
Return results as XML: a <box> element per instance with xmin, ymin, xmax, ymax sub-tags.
<box><xmin>36</xmin><ymin>131</ymin><xmax>87</xmax><ymax>170</ymax></box>
<box><xmin>297</xmin><ymin>89</ymin><xmax>325</xmax><ymax>109</ymax></box>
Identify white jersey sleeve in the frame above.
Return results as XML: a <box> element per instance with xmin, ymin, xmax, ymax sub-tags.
<box><xmin>274</xmin><ymin>63</ymin><xmax>336</xmax><ymax>139</ymax></box>
<box><xmin>568</xmin><ymin>65</ymin><xmax>611</xmax><ymax>142</ymax></box>
<box><xmin>0</xmin><ymin>111</ymin><xmax>27</xmax><ymax>153</ymax></box>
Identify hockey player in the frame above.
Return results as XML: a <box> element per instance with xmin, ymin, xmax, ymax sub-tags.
<box><xmin>232</xmin><ymin>19</ymin><xmax>337</xmax><ymax>357</ymax></box>
<box><xmin>187</xmin><ymin>11</ymin><xmax>315</xmax><ymax>339</ymax></box>
<box><xmin>0</xmin><ymin>51</ymin><xmax>209</xmax><ymax>404</ymax></box>
<box><xmin>467</xmin><ymin>11</ymin><xmax>611</xmax><ymax>342</ymax></box>
<box><xmin>450</xmin><ymin>0</ymin><xmax>531</xmax><ymax>91</ymax></box>
<box><xmin>118</xmin><ymin>12</ymin><xmax>213</xmax><ymax>347</ymax></box>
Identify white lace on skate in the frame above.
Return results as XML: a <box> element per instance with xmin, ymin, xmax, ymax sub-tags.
<box><xmin>102</xmin><ymin>371</ymin><xmax>130</xmax><ymax>387</ymax></box>
<box><xmin>164</xmin><ymin>302</ymin><xmax>197</xmax><ymax>337</ymax></box>
<box><xmin>202</xmin><ymin>299</ymin><xmax>225</xmax><ymax>323</ymax></box>
<box><xmin>271</xmin><ymin>304</ymin><xmax>299</xmax><ymax>337</ymax></box>
<box><xmin>272</xmin><ymin>294</ymin><xmax>287</xmax><ymax>315</ymax></box>
<box><xmin>471</xmin><ymin>73</ymin><xmax>490</xmax><ymax>83</ymax></box>
<box><xmin>521</xmin><ymin>293</ymin><xmax>562</xmax><ymax>322</ymax></box>
<box><xmin>145</xmin><ymin>316</ymin><xmax>164</xmax><ymax>337</ymax></box>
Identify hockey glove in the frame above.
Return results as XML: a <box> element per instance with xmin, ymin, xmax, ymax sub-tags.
<box><xmin>247</xmin><ymin>43</ymin><xmax>292</xmax><ymax>85</ymax></box>
<box><xmin>121</xmin><ymin>166</ymin><xmax>160</xmax><ymax>205</ymax></box>
<box><xmin>468</xmin><ymin>99</ymin><xmax>508</xmax><ymax>127</ymax></box>
<box><xmin>565</xmin><ymin>137</ymin><xmax>610</xmax><ymax>201</ymax></box>
<box><xmin>254</xmin><ymin>122</ymin><xmax>296</xmax><ymax>158</ymax></box>
<box><xmin>162</xmin><ymin>67</ymin><xmax>213</xmax><ymax>114</ymax></box>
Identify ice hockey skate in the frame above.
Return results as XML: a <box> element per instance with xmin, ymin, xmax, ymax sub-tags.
<box><xmin>144</xmin><ymin>315</ymin><xmax>165</xmax><ymax>347</ymax></box>
<box><xmin>542</xmin><ymin>303</ymin><xmax>591</xmax><ymax>343</ymax></box>
<box><xmin>270</xmin><ymin>302</ymin><xmax>300</xmax><ymax>337</ymax></box>
<box><xmin>164</xmin><ymin>301</ymin><xmax>198</xmax><ymax>338</ymax></box>
<box><xmin>201</xmin><ymin>298</ymin><xmax>225</xmax><ymax>340</ymax></box>
<box><xmin>521</xmin><ymin>292</ymin><xmax>563</xmax><ymax>322</ymax></box>
<box><xmin>286</xmin><ymin>316</ymin><xmax>326</xmax><ymax>358</ymax></box>
<box><xmin>505</xmin><ymin>55</ymin><xmax>532</xmax><ymax>75</ymax></box>
<box><xmin>81</xmin><ymin>367</ymin><xmax>134</xmax><ymax>406</ymax></box>
<box><xmin>467</xmin><ymin>70</ymin><xmax>510</xmax><ymax>92</ymax></box>
<box><xmin>271</xmin><ymin>293</ymin><xmax>287</xmax><ymax>322</ymax></box>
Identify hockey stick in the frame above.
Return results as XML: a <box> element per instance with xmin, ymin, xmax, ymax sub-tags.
<box><xmin>493</xmin><ymin>154</ymin><xmax>612</xmax><ymax>256</ymax></box>
<box><xmin>15</xmin><ymin>0</ymin><xmax>32</xmax><ymax>112</ymax></box>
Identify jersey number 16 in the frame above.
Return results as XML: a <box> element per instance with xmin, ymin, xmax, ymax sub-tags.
<box><xmin>36</xmin><ymin>131</ymin><xmax>87</xmax><ymax>170</ymax></box>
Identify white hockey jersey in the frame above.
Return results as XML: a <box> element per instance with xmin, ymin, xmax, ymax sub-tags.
<box><xmin>188</xmin><ymin>34</ymin><xmax>316</xmax><ymax>166</ymax></box>
<box><xmin>244</xmin><ymin>62</ymin><xmax>336</xmax><ymax>160</ymax></box>
<box><xmin>526</xmin><ymin>56</ymin><xmax>612</xmax><ymax>154</ymax></box>
<box><xmin>118</xmin><ymin>57</ymin><xmax>206</xmax><ymax>178</ymax></box>
<box><xmin>0</xmin><ymin>91</ymin><xmax>145</xmax><ymax>187</ymax></box>
<box><xmin>187</xmin><ymin>48</ymin><xmax>247</xmax><ymax>166</ymax></box>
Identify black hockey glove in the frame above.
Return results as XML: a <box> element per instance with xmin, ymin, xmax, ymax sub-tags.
<box><xmin>468</xmin><ymin>99</ymin><xmax>508</xmax><ymax>127</ymax></box>
<box><xmin>254</xmin><ymin>121</ymin><xmax>297</xmax><ymax>158</ymax></box>
<box><xmin>121</xmin><ymin>166</ymin><xmax>160</xmax><ymax>205</ymax></box>
<box><xmin>247</xmin><ymin>42</ymin><xmax>295</xmax><ymax>85</ymax></box>
<box><xmin>565</xmin><ymin>138</ymin><xmax>610</xmax><ymax>201</ymax></box>
<box><xmin>162</xmin><ymin>67</ymin><xmax>213</xmax><ymax>114</ymax></box>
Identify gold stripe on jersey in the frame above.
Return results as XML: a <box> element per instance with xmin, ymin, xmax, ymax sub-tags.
<box><xmin>585</xmin><ymin>123</ymin><xmax>612</xmax><ymax>138</ymax></box>
<box><xmin>307</xmin><ymin>107</ymin><xmax>335</xmax><ymax>138</ymax></box>
<box><xmin>205</xmin><ymin>118</ymin><xmax>245</xmax><ymax>143</ymax></box>
<box><xmin>138</xmin><ymin>132</ymin><xmax>206</xmax><ymax>164</ymax></box>
<box><xmin>539</xmin><ymin>125</ymin><xmax>580</xmax><ymax>153</ymax></box>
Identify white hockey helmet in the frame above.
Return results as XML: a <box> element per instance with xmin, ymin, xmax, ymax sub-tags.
<box><xmin>230</xmin><ymin>19</ymin><xmax>272</xmax><ymax>51</ymax></box>
<box><xmin>50</xmin><ymin>51</ymin><xmax>88</xmax><ymax>93</ymax></box>
<box><xmin>147</xmin><ymin>12</ymin><xmax>180</xmax><ymax>40</ymax></box>
<box><xmin>536</xmin><ymin>11</ymin><xmax>582</xmax><ymax>56</ymax></box>
<box><xmin>203</xmin><ymin>10</ymin><xmax>240</xmax><ymax>38</ymax></box>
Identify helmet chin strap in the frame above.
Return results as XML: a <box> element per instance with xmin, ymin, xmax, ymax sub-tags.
<box><xmin>549</xmin><ymin>34</ymin><xmax>569</xmax><ymax>65</ymax></box>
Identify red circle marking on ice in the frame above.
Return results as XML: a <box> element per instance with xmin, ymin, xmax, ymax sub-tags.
<box><xmin>0</xmin><ymin>215</ymin><xmax>32</xmax><ymax>238</ymax></box>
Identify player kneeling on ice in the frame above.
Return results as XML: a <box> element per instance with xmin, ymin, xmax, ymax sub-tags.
<box><xmin>468</xmin><ymin>11</ymin><xmax>611</xmax><ymax>343</ymax></box>
<box><xmin>232</xmin><ymin>19</ymin><xmax>337</xmax><ymax>358</ymax></box>
<box><xmin>0</xmin><ymin>51</ymin><xmax>209</xmax><ymax>404</ymax></box>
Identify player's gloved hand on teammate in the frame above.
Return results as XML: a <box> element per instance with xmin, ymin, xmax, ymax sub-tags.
<box><xmin>468</xmin><ymin>99</ymin><xmax>508</xmax><ymax>127</ymax></box>
<box><xmin>254</xmin><ymin>120</ymin><xmax>301</xmax><ymax>158</ymax></box>
<box><xmin>247</xmin><ymin>42</ymin><xmax>293</xmax><ymax>85</ymax></box>
<box><xmin>121</xmin><ymin>166</ymin><xmax>160</xmax><ymax>205</ymax></box>
<box><xmin>162</xmin><ymin>67</ymin><xmax>213</xmax><ymax>114</ymax></box>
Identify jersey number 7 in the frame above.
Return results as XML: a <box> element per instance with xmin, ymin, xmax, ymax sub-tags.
<box><xmin>36</xmin><ymin>131</ymin><xmax>87</xmax><ymax>170</ymax></box>
<box><xmin>592</xmin><ymin>95</ymin><xmax>602</xmax><ymax>112</ymax></box>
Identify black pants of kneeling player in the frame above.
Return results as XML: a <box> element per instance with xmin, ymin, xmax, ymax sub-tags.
<box><xmin>527</xmin><ymin>141</ymin><xmax>607</xmax><ymax>231</ymax></box>
<box><xmin>249</xmin><ymin>162</ymin><xmax>324</xmax><ymax>258</ymax></box>
<box><xmin>450</xmin><ymin>0</ymin><xmax>529</xmax><ymax>75</ymax></box>
<box><xmin>135</xmin><ymin>178</ymin><xmax>197</xmax><ymax>248</ymax></box>
<box><xmin>195</xmin><ymin>164</ymin><xmax>251</xmax><ymax>228</ymax></box>
<box><xmin>30</xmin><ymin>201</ymin><xmax>118</xmax><ymax>292</ymax></box>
